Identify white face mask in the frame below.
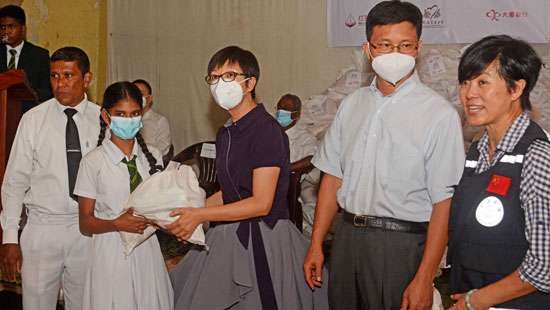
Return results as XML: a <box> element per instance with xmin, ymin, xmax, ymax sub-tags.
<box><xmin>371</xmin><ymin>52</ymin><xmax>416</xmax><ymax>85</ymax></box>
<box><xmin>141</xmin><ymin>96</ymin><xmax>147</xmax><ymax>107</ymax></box>
<box><xmin>210</xmin><ymin>78</ymin><xmax>249</xmax><ymax>110</ymax></box>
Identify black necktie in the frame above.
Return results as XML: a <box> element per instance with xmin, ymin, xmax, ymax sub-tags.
<box><xmin>7</xmin><ymin>49</ymin><xmax>16</xmax><ymax>70</ymax></box>
<box><xmin>65</xmin><ymin>108</ymin><xmax>82</xmax><ymax>200</ymax></box>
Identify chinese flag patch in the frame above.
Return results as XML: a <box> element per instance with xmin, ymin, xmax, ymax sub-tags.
<box><xmin>486</xmin><ymin>175</ymin><xmax>512</xmax><ymax>196</ymax></box>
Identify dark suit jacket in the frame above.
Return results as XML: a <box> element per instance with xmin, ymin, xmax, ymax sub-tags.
<box><xmin>0</xmin><ymin>41</ymin><xmax>52</xmax><ymax>110</ymax></box>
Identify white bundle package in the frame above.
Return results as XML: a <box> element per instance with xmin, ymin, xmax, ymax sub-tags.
<box><xmin>119</xmin><ymin>163</ymin><xmax>206</xmax><ymax>255</ymax></box>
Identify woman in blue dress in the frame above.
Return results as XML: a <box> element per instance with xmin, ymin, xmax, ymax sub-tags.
<box><xmin>167</xmin><ymin>46</ymin><xmax>328</xmax><ymax>310</ymax></box>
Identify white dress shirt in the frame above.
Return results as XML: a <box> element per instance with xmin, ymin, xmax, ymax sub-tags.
<box><xmin>141</xmin><ymin>109</ymin><xmax>171</xmax><ymax>156</ymax></box>
<box><xmin>1</xmin><ymin>96</ymin><xmax>101</xmax><ymax>244</ymax></box>
<box><xmin>286</xmin><ymin>122</ymin><xmax>319</xmax><ymax>236</ymax></box>
<box><xmin>5</xmin><ymin>40</ymin><xmax>24</xmax><ymax>69</ymax></box>
<box><xmin>286</xmin><ymin>123</ymin><xmax>318</xmax><ymax>163</ymax></box>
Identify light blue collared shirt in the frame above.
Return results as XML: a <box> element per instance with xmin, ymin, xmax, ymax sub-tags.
<box><xmin>313</xmin><ymin>72</ymin><xmax>465</xmax><ymax>221</ymax></box>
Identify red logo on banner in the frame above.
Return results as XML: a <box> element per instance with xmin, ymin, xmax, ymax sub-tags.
<box><xmin>344</xmin><ymin>14</ymin><xmax>356</xmax><ymax>28</ymax></box>
<box><xmin>486</xmin><ymin>9</ymin><xmax>528</xmax><ymax>21</ymax></box>
<box><xmin>486</xmin><ymin>175</ymin><xmax>512</xmax><ymax>196</ymax></box>
<box><xmin>343</xmin><ymin>14</ymin><xmax>367</xmax><ymax>28</ymax></box>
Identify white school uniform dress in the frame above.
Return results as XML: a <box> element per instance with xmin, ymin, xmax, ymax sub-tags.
<box><xmin>1</xmin><ymin>96</ymin><xmax>100</xmax><ymax>310</ymax></box>
<box><xmin>74</xmin><ymin>138</ymin><xmax>173</xmax><ymax>310</ymax></box>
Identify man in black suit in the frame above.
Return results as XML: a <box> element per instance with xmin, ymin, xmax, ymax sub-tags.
<box><xmin>0</xmin><ymin>5</ymin><xmax>51</xmax><ymax>112</ymax></box>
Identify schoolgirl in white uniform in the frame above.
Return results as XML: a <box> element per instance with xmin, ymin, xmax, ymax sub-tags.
<box><xmin>74</xmin><ymin>81</ymin><xmax>173</xmax><ymax>310</ymax></box>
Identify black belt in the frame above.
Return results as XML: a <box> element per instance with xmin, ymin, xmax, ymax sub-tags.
<box><xmin>343</xmin><ymin>211</ymin><xmax>428</xmax><ymax>234</ymax></box>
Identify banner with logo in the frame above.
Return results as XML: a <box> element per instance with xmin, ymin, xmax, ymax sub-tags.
<box><xmin>327</xmin><ymin>0</ymin><xmax>549</xmax><ymax>46</ymax></box>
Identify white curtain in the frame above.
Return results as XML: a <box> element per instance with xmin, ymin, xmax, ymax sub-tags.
<box><xmin>108</xmin><ymin>0</ymin><xmax>550</xmax><ymax>153</ymax></box>
<box><xmin>107</xmin><ymin>0</ymin><xmax>355</xmax><ymax>152</ymax></box>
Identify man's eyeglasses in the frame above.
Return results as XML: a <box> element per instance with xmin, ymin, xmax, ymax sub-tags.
<box><xmin>205</xmin><ymin>71</ymin><xmax>248</xmax><ymax>85</ymax></box>
<box><xmin>369</xmin><ymin>42</ymin><xmax>418</xmax><ymax>54</ymax></box>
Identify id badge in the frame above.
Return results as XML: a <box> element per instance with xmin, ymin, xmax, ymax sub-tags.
<box><xmin>475</xmin><ymin>196</ymin><xmax>504</xmax><ymax>227</ymax></box>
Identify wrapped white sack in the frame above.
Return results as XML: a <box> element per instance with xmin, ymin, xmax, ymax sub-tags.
<box><xmin>119</xmin><ymin>163</ymin><xmax>206</xmax><ymax>255</ymax></box>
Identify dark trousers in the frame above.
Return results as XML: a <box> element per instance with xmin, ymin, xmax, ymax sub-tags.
<box><xmin>328</xmin><ymin>220</ymin><xmax>426</xmax><ymax>310</ymax></box>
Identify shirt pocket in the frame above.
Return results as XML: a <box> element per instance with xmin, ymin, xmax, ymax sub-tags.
<box><xmin>379</xmin><ymin>144</ymin><xmax>426</xmax><ymax>206</ymax></box>
<box><xmin>30</xmin><ymin>135</ymin><xmax>65</xmax><ymax>194</ymax></box>
<box><xmin>380</xmin><ymin>140</ymin><xmax>424</xmax><ymax>183</ymax></box>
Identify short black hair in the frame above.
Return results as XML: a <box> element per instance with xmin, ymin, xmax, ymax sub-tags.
<box><xmin>458</xmin><ymin>35</ymin><xmax>542</xmax><ymax>111</ymax></box>
<box><xmin>278</xmin><ymin>93</ymin><xmax>302</xmax><ymax>112</ymax></box>
<box><xmin>207</xmin><ymin>46</ymin><xmax>260</xmax><ymax>99</ymax></box>
<box><xmin>0</xmin><ymin>5</ymin><xmax>26</xmax><ymax>25</ymax></box>
<box><xmin>132</xmin><ymin>79</ymin><xmax>152</xmax><ymax>95</ymax></box>
<box><xmin>51</xmin><ymin>46</ymin><xmax>90</xmax><ymax>75</ymax></box>
<box><xmin>365</xmin><ymin>0</ymin><xmax>422</xmax><ymax>41</ymax></box>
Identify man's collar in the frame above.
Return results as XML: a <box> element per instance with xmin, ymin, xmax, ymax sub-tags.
<box><xmin>285</xmin><ymin>123</ymin><xmax>299</xmax><ymax>135</ymax></box>
<box><xmin>55</xmin><ymin>94</ymin><xmax>89</xmax><ymax>115</ymax></box>
<box><xmin>142</xmin><ymin>109</ymin><xmax>154</xmax><ymax>120</ymax></box>
<box><xmin>370</xmin><ymin>71</ymin><xmax>419</xmax><ymax>98</ymax></box>
<box><xmin>7</xmin><ymin>40</ymin><xmax>24</xmax><ymax>53</ymax></box>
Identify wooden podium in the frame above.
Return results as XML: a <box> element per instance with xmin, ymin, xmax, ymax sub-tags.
<box><xmin>0</xmin><ymin>70</ymin><xmax>37</xmax><ymax>210</ymax></box>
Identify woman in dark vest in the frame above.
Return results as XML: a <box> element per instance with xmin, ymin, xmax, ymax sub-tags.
<box><xmin>165</xmin><ymin>46</ymin><xmax>328</xmax><ymax>310</ymax></box>
<box><xmin>448</xmin><ymin>35</ymin><xmax>550</xmax><ymax>309</ymax></box>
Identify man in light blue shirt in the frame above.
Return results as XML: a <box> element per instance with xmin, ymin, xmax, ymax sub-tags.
<box><xmin>303</xmin><ymin>2</ymin><xmax>465</xmax><ymax>309</ymax></box>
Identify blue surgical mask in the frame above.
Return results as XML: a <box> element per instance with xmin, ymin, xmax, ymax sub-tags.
<box><xmin>109</xmin><ymin>116</ymin><xmax>143</xmax><ymax>140</ymax></box>
<box><xmin>275</xmin><ymin>109</ymin><xmax>293</xmax><ymax>127</ymax></box>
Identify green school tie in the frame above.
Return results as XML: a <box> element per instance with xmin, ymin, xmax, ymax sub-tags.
<box><xmin>7</xmin><ymin>49</ymin><xmax>16</xmax><ymax>70</ymax></box>
<box><xmin>122</xmin><ymin>156</ymin><xmax>143</xmax><ymax>193</ymax></box>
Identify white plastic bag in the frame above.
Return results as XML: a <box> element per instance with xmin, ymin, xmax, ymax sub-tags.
<box><xmin>119</xmin><ymin>163</ymin><xmax>206</xmax><ymax>255</ymax></box>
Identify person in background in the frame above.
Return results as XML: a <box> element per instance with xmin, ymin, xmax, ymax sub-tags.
<box><xmin>448</xmin><ymin>35</ymin><xmax>550</xmax><ymax>310</ymax></box>
<box><xmin>275</xmin><ymin>93</ymin><xmax>320</xmax><ymax>237</ymax></box>
<box><xmin>133</xmin><ymin>79</ymin><xmax>172</xmax><ymax>157</ymax></box>
<box><xmin>0</xmin><ymin>46</ymin><xmax>100</xmax><ymax>310</ymax></box>
<box><xmin>0</xmin><ymin>5</ymin><xmax>52</xmax><ymax>112</ymax></box>
<box><xmin>303</xmin><ymin>1</ymin><xmax>465</xmax><ymax>309</ymax></box>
